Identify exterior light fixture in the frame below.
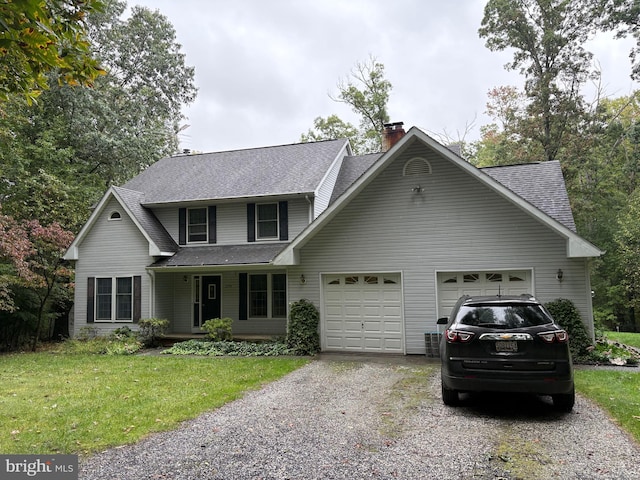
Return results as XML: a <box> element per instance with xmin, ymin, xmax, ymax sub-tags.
<box><xmin>300</xmin><ymin>274</ymin><xmax>306</xmax><ymax>284</ymax></box>
<box><xmin>556</xmin><ymin>269</ymin><xmax>564</xmax><ymax>282</ymax></box>
<box><xmin>412</xmin><ymin>185</ymin><xmax>424</xmax><ymax>194</ymax></box>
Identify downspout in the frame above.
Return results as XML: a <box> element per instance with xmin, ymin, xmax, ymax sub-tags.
<box><xmin>305</xmin><ymin>195</ymin><xmax>313</xmax><ymax>222</ymax></box>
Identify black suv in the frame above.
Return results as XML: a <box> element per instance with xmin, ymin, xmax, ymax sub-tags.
<box><xmin>437</xmin><ymin>294</ymin><xmax>574</xmax><ymax>412</ymax></box>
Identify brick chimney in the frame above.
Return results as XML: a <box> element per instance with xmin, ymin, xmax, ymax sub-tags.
<box><xmin>381</xmin><ymin>122</ymin><xmax>406</xmax><ymax>152</ymax></box>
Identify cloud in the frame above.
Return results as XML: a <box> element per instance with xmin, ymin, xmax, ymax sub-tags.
<box><xmin>132</xmin><ymin>0</ymin><xmax>638</xmax><ymax>153</ymax></box>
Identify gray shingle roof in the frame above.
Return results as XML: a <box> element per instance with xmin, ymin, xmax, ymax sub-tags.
<box><xmin>482</xmin><ymin>161</ymin><xmax>576</xmax><ymax>232</ymax></box>
<box><xmin>122</xmin><ymin>139</ymin><xmax>349</xmax><ymax>204</ymax></box>
<box><xmin>113</xmin><ymin>186</ymin><xmax>178</xmax><ymax>253</ymax></box>
<box><xmin>330</xmin><ymin>153</ymin><xmax>383</xmax><ymax>204</ymax></box>
<box><xmin>152</xmin><ymin>243</ymin><xmax>287</xmax><ymax>267</ymax></box>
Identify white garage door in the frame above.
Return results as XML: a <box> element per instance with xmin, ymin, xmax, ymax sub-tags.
<box><xmin>323</xmin><ymin>273</ymin><xmax>403</xmax><ymax>353</ymax></box>
<box><xmin>437</xmin><ymin>270</ymin><xmax>532</xmax><ymax>319</ymax></box>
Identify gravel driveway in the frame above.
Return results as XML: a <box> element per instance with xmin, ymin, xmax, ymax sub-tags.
<box><xmin>80</xmin><ymin>355</ymin><xmax>640</xmax><ymax>479</ymax></box>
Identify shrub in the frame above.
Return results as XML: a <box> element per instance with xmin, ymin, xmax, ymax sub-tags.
<box><xmin>545</xmin><ymin>298</ymin><xmax>592</xmax><ymax>360</ymax></box>
<box><xmin>286</xmin><ymin>299</ymin><xmax>320</xmax><ymax>355</ymax></box>
<box><xmin>202</xmin><ymin>317</ymin><xmax>233</xmax><ymax>341</ymax></box>
<box><xmin>55</xmin><ymin>336</ymin><xmax>142</xmax><ymax>355</ymax></box>
<box><xmin>76</xmin><ymin>326</ymin><xmax>98</xmax><ymax>341</ymax></box>
<box><xmin>137</xmin><ymin>318</ymin><xmax>169</xmax><ymax>347</ymax></box>
<box><xmin>164</xmin><ymin>339</ymin><xmax>292</xmax><ymax>356</ymax></box>
<box><xmin>111</xmin><ymin>326</ymin><xmax>135</xmax><ymax>339</ymax></box>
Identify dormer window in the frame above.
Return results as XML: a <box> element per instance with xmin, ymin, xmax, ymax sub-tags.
<box><xmin>109</xmin><ymin>211</ymin><xmax>122</xmax><ymax>221</ymax></box>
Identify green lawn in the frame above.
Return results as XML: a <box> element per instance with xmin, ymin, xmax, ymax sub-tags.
<box><xmin>574</xmin><ymin>331</ymin><xmax>640</xmax><ymax>444</ymax></box>
<box><xmin>605</xmin><ymin>331</ymin><xmax>640</xmax><ymax>350</ymax></box>
<box><xmin>2</xmin><ymin>348</ymin><xmax>639</xmax><ymax>456</ymax></box>
<box><xmin>575</xmin><ymin>369</ymin><xmax>640</xmax><ymax>444</ymax></box>
<box><xmin>0</xmin><ymin>352</ymin><xmax>307</xmax><ymax>455</ymax></box>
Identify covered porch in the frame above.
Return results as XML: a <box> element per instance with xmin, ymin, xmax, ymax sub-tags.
<box><xmin>148</xmin><ymin>244</ymin><xmax>290</xmax><ymax>337</ymax></box>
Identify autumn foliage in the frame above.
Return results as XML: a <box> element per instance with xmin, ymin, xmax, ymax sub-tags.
<box><xmin>0</xmin><ymin>208</ymin><xmax>74</xmax><ymax>349</ymax></box>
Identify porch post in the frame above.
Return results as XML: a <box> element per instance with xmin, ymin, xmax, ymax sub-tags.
<box><xmin>147</xmin><ymin>270</ymin><xmax>155</xmax><ymax>320</ymax></box>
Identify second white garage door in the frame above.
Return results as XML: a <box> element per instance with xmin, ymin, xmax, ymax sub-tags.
<box><xmin>437</xmin><ymin>270</ymin><xmax>533</xmax><ymax>319</ymax></box>
<box><xmin>323</xmin><ymin>273</ymin><xmax>403</xmax><ymax>353</ymax></box>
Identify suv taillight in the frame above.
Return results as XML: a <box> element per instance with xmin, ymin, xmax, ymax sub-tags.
<box><xmin>538</xmin><ymin>330</ymin><xmax>569</xmax><ymax>344</ymax></box>
<box><xmin>445</xmin><ymin>329</ymin><xmax>475</xmax><ymax>343</ymax></box>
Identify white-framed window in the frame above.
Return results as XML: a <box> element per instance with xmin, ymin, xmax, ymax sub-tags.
<box><xmin>249</xmin><ymin>273</ymin><xmax>286</xmax><ymax>318</ymax></box>
<box><xmin>188</xmin><ymin>207</ymin><xmax>208</xmax><ymax>243</ymax></box>
<box><xmin>95</xmin><ymin>277</ymin><xmax>133</xmax><ymax>322</ymax></box>
<box><xmin>256</xmin><ymin>203</ymin><xmax>278</xmax><ymax>240</ymax></box>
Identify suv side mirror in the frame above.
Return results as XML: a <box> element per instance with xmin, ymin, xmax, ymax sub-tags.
<box><xmin>437</xmin><ymin>317</ymin><xmax>448</xmax><ymax>325</ymax></box>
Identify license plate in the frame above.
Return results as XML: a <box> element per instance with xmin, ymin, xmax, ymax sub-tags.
<box><xmin>495</xmin><ymin>341</ymin><xmax>518</xmax><ymax>352</ymax></box>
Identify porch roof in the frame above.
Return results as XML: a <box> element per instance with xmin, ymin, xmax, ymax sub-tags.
<box><xmin>150</xmin><ymin>243</ymin><xmax>288</xmax><ymax>268</ymax></box>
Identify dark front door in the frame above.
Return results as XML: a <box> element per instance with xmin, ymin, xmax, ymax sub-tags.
<box><xmin>200</xmin><ymin>276</ymin><xmax>221</xmax><ymax>327</ymax></box>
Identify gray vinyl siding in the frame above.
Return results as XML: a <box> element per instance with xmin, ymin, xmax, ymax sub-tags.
<box><xmin>150</xmin><ymin>198</ymin><xmax>311</xmax><ymax>246</ymax></box>
<box><xmin>289</xmin><ymin>141</ymin><xmax>594</xmax><ymax>354</ymax></box>
<box><xmin>153</xmin><ymin>273</ymin><xmax>174</xmax><ymax>322</ymax></box>
<box><xmin>72</xmin><ymin>197</ymin><xmax>152</xmax><ymax>336</ymax></box>
<box><xmin>314</xmin><ymin>145</ymin><xmax>349</xmax><ymax>218</ymax></box>
<box><xmin>153</xmin><ymin>271</ymin><xmax>287</xmax><ymax>335</ymax></box>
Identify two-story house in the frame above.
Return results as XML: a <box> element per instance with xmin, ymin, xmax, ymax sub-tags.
<box><xmin>64</xmin><ymin>125</ymin><xmax>602</xmax><ymax>354</ymax></box>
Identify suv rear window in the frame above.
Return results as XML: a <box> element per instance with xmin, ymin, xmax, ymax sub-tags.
<box><xmin>456</xmin><ymin>304</ymin><xmax>553</xmax><ymax>328</ymax></box>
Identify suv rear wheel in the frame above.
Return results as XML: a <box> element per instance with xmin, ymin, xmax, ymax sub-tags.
<box><xmin>552</xmin><ymin>386</ymin><xmax>575</xmax><ymax>412</ymax></box>
<box><xmin>441</xmin><ymin>381</ymin><xmax>459</xmax><ymax>406</ymax></box>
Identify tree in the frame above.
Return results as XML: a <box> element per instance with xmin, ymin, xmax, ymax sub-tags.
<box><xmin>615</xmin><ymin>186</ymin><xmax>640</xmax><ymax>330</ymax></box>
<box><xmin>470</xmin><ymin>85</ymin><xmax>546</xmax><ymax>166</ymax></box>
<box><xmin>479</xmin><ymin>0</ymin><xmax>596</xmax><ymax>161</ymax></box>
<box><xmin>301</xmin><ymin>115</ymin><xmax>363</xmax><ymax>152</ymax></box>
<box><xmin>22</xmin><ymin>220</ymin><xmax>74</xmax><ymax>350</ymax></box>
<box><xmin>0</xmin><ymin>209</ymin><xmax>73</xmax><ymax>349</ymax></box>
<box><xmin>599</xmin><ymin>0</ymin><xmax>640</xmax><ymax>80</ymax></box>
<box><xmin>0</xmin><ymin>210</ymin><xmax>34</xmax><ymax>313</ymax></box>
<box><xmin>301</xmin><ymin>57</ymin><xmax>392</xmax><ymax>154</ymax></box>
<box><xmin>0</xmin><ymin>0</ymin><xmax>197</xmax><ymax>231</ymax></box>
<box><xmin>0</xmin><ymin>0</ymin><xmax>105</xmax><ymax>105</ymax></box>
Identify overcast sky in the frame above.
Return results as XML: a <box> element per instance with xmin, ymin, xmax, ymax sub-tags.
<box><xmin>132</xmin><ymin>0</ymin><xmax>638</xmax><ymax>153</ymax></box>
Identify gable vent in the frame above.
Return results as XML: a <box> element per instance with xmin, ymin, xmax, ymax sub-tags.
<box><xmin>403</xmin><ymin>157</ymin><xmax>432</xmax><ymax>176</ymax></box>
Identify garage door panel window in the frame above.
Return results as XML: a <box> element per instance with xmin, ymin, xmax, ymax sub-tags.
<box><xmin>248</xmin><ymin>273</ymin><xmax>286</xmax><ymax>318</ymax></box>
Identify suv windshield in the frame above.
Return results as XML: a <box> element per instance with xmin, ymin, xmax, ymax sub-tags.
<box><xmin>457</xmin><ymin>303</ymin><xmax>553</xmax><ymax>329</ymax></box>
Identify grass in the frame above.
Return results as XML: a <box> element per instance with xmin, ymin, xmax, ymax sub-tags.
<box><xmin>605</xmin><ymin>331</ymin><xmax>640</xmax><ymax>350</ymax></box>
<box><xmin>0</xmin><ymin>351</ymin><xmax>308</xmax><ymax>455</ymax></box>
<box><xmin>575</xmin><ymin>369</ymin><xmax>640</xmax><ymax>444</ymax></box>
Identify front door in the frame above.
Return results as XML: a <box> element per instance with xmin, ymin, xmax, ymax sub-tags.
<box><xmin>193</xmin><ymin>275</ymin><xmax>221</xmax><ymax>331</ymax></box>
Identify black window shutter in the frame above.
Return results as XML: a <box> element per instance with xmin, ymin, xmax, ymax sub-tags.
<box><xmin>239</xmin><ymin>273</ymin><xmax>248</xmax><ymax>320</ymax></box>
<box><xmin>247</xmin><ymin>203</ymin><xmax>256</xmax><ymax>242</ymax></box>
<box><xmin>178</xmin><ymin>208</ymin><xmax>187</xmax><ymax>245</ymax></box>
<box><xmin>87</xmin><ymin>277</ymin><xmax>95</xmax><ymax>323</ymax></box>
<box><xmin>279</xmin><ymin>201</ymin><xmax>288</xmax><ymax>241</ymax></box>
<box><xmin>208</xmin><ymin>206</ymin><xmax>217</xmax><ymax>244</ymax></box>
<box><xmin>133</xmin><ymin>276</ymin><xmax>142</xmax><ymax>323</ymax></box>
